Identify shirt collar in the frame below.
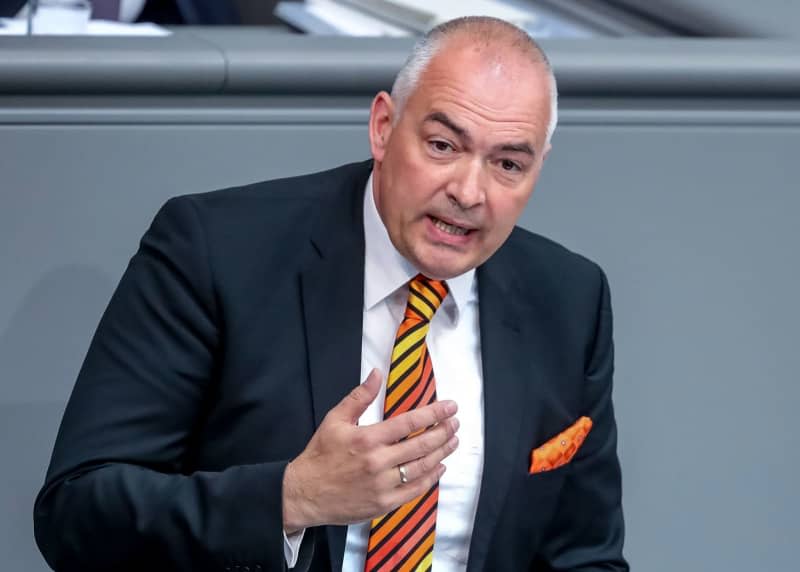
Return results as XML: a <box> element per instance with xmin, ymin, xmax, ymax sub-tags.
<box><xmin>363</xmin><ymin>173</ymin><xmax>476</xmax><ymax>321</ymax></box>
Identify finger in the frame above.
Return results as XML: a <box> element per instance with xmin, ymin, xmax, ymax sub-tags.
<box><xmin>376</xmin><ymin>400</ymin><xmax>458</xmax><ymax>444</ymax></box>
<box><xmin>395</xmin><ymin>435</ymin><xmax>459</xmax><ymax>484</ymax></box>
<box><xmin>386</xmin><ymin>464</ymin><xmax>447</xmax><ymax>510</ymax></box>
<box><xmin>333</xmin><ymin>368</ymin><xmax>382</xmax><ymax>423</ymax></box>
<box><xmin>384</xmin><ymin>417</ymin><xmax>459</xmax><ymax>468</ymax></box>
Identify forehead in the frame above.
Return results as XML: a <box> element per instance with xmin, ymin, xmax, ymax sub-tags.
<box><xmin>404</xmin><ymin>40</ymin><xmax>551</xmax><ymax>148</ymax></box>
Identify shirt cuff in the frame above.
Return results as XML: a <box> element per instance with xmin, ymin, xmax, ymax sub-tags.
<box><xmin>283</xmin><ymin>528</ymin><xmax>307</xmax><ymax>568</ymax></box>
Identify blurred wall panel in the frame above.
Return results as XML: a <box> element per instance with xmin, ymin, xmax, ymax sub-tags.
<box><xmin>609</xmin><ymin>0</ymin><xmax>800</xmax><ymax>37</ymax></box>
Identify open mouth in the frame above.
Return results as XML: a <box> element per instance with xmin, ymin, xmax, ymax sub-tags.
<box><xmin>430</xmin><ymin>216</ymin><xmax>471</xmax><ymax>236</ymax></box>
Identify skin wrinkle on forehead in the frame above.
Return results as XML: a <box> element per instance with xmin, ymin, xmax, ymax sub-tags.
<box><xmin>423</xmin><ymin>112</ymin><xmax>536</xmax><ymax>161</ymax></box>
<box><xmin>417</xmin><ymin>47</ymin><xmax>550</xmax><ymax>154</ymax></box>
<box><xmin>424</xmin><ymin>66</ymin><xmax>540</xmax><ymax>114</ymax></box>
<box><xmin>419</xmin><ymin>89</ymin><xmax>546</xmax><ymax>158</ymax></box>
<box><xmin>407</xmin><ymin>44</ymin><xmax>549</xmax><ymax>160</ymax></box>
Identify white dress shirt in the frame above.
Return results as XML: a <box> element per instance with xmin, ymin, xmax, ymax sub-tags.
<box><xmin>286</xmin><ymin>175</ymin><xmax>485</xmax><ymax>570</ymax></box>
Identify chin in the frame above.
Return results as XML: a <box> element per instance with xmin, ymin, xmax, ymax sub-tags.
<box><xmin>415</xmin><ymin>258</ymin><xmax>472</xmax><ymax>281</ymax></box>
<box><xmin>405</xmin><ymin>241</ymin><xmax>476</xmax><ymax>280</ymax></box>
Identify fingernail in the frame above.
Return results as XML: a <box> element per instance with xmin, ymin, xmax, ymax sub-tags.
<box><xmin>450</xmin><ymin>417</ymin><xmax>460</xmax><ymax>432</ymax></box>
<box><xmin>439</xmin><ymin>464</ymin><xmax>447</xmax><ymax>476</ymax></box>
<box><xmin>449</xmin><ymin>436</ymin><xmax>459</xmax><ymax>449</ymax></box>
<box><xmin>443</xmin><ymin>401</ymin><xmax>457</xmax><ymax>415</ymax></box>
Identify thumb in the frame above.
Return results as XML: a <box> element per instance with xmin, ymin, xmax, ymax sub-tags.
<box><xmin>335</xmin><ymin>368</ymin><xmax>382</xmax><ymax>424</ymax></box>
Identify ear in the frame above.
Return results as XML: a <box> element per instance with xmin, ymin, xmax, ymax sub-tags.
<box><xmin>369</xmin><ymin>91</ymin><xmax>395</xmax><ymax>163</ymax></box>
<box><xmin>542</xmin><ymin>141</ymin><xmax>552</xmax><ymax>162</ymax></box>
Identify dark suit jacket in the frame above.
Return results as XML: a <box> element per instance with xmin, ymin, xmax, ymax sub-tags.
<box><xmin>34</xmin><ymin>160</ymin><xmax>627</xmax><ymax>571</ymax></box>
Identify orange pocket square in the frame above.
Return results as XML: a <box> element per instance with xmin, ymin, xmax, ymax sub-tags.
<box><xmin>529</xmin><ymin>416</ymin><xmax>593</xmax><ymax>474</ymax></box>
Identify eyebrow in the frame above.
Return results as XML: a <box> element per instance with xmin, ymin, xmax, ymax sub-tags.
<box><xmin>498</xmin><ymin>142</ymin><xmax>535</xmax><ymax>157</ymax></box>
<box><xmin>425</xmin><ymin>111</ymin><xmax>471</xmax><ymax>144</ymax></box>
<box><xmin>423</xmin><ymin>111</ymin><xmax>536</xmax><ymax>158</ymax></box>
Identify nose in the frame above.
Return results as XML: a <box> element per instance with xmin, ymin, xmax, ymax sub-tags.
<box><xmin>446</xmin><ymin>159</ymin><xmax>486</xmax><ymax>210</ymax></box>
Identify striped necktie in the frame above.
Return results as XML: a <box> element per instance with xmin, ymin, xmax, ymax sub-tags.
<box><xmin>364</xmin><ymin>274</ymin><xmax>449</xmax><ymax>572</ymax></box>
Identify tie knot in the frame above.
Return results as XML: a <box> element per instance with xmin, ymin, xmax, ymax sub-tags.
<box><xmin>404</xmin><ymin>274</ymin><xmax>449</xmax><ymax>323</ymax></box>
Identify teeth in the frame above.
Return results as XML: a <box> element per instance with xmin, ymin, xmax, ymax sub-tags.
<box><xmin>434</xmin><ymin>217</ymin><xmax>468</xmax><ymax>236</ymax></box>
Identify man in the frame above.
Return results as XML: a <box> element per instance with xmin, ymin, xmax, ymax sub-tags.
<box><xmin>34</xmin><ymin>16</ymin><xmax>627</xmax><ymax>572</ymax></box>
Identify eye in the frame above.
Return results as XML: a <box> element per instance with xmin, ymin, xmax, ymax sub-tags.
<box><xmin>499</xmin><ymin>159</ymin><xmax>521</xmax><ymax>172</ymax></box>
<box><xmin>429</xmin><ymin>140</ymin><xmax>454</xmax><ymax>153</ymax></box>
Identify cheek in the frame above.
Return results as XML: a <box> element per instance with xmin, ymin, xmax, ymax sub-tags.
<box><xmin>386</xmin><ymin>186</ymin><xmax>425</xmax><ymax>236</ymax></box>
<box><xmin>486</xmin><ymin>195</ymin><xmax>529</xmax><ymax>233</ymax></box>
<box><xmin>397</xmin><ymin>182</ymin><xmax>437</xmax><ymax>220</ymax></box>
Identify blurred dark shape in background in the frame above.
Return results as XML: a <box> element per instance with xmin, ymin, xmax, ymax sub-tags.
<box><xmin>0</xmin><ymin>0</ymin><xmax>282</xmax><ymax>24</ymax></box>
<box><xmin>136</xmin><ymin>0</ymin><xmax>281</xmax><ymax>25</ymax></box>
<box><xmin>0</xmin><ymin>0</ymin><xmax>25</xmax><ymax>17</ymax></box>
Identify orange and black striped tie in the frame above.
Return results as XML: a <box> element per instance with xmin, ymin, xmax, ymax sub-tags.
<box><xmin>364</xmin><ymin>274</ymin><xmax>449</xmax><ymax>572</ymax></box>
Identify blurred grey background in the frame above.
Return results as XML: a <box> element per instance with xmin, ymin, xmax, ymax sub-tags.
<box><xmin>1</xmin><ymin>1</ymin><xmax>799</xmax><ymax>570</ymax></box>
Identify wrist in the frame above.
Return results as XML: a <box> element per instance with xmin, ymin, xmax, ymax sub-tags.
<box><xmin>282</xmin><ymin>459</ymin><xmax>315</xmax><ymax>534</ymax></box>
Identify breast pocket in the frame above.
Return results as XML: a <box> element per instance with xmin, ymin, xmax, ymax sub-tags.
<box><xmin>526</xmin><ymin>463</ymin><xmax>569</xmax><ymax>493</ymax></box>
<box><xmin>513</xmin><ymin>464</ymin><xmax>570</xmax><ymax>529</ymax></box>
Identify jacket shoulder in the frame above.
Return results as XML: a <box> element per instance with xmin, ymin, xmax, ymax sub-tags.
<box><xmin>152</xmin><ymin>160</ymin><xmax>371</xmax><ymax>235</ymax></box>
<box><xmin>499</xmin><ymin>226</ymin><xmax>609</xmax><ymax>315</ymax></box>
<box><xmin>184</xmin><ymin>159</ymin><xmax>371</xmax><ymax>209</ymax></box>
<box><xmin>506</xmin><ymin>226</ymin><xmax>604</xmax><ymax>279</ymax></box>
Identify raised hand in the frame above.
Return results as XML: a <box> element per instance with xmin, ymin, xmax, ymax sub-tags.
<box><xmin>282</xmin><ymin>369</ymin><xmax>459</xmax><ymax>533</ymax></box>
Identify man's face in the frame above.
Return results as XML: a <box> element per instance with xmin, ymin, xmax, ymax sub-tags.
<box><xmin>369</xmin><ymin>39</ymin><xmax>553</xmax><ymax>280</ymax></box>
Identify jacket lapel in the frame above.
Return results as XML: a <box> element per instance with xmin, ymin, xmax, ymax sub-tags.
<box><xmin>299</xmin><ymin>163</ymin><xmax>370</xmax><ymax>570</ymax></box>
<box><xmin>467</xmin><ymin>239</ymin><xmax>537</xmax><ymax>572</ymax></box>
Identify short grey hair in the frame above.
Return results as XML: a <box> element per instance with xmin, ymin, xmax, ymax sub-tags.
<box><xmin>390</xmin><ymin>16</ymin><xmax>559</xmax><ymax>144</ymax></box>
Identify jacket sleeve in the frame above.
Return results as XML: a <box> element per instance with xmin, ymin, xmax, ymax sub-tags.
<box><xmin>533</xmin><ymin>267</ymin><xmax>629</xmax><ymax>571</ymax></box>
<box><xmin>33</xmin><ymin>196</ymin><xmax>294</xmax><ymax>571</ymax></box>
